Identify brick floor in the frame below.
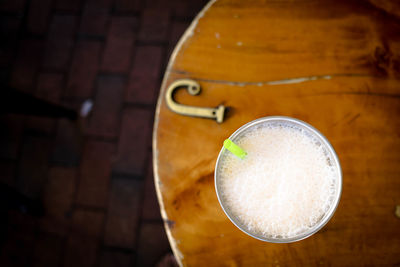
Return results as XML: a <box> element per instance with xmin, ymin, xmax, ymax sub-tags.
<box><xmin>35</xmin><ymin>73</ymin><xmax>64</xmax><ymax>103</ymax></box>
<box><xmin>114</xmin><ymin>0</ymin><xmax>141</xmax><ymax>14</ymax></box>
<box><xmin>55</xmin><ymin>0</ymin><xmax>83</xmax><ymax>14</ymax></box>
<box><xmin>98</xmin><ymin>250</ymin><xmax>133</xmax><ymax>267</ymax></box>
<box><xmin>0</xmin><ymin>0</ymin><xmax>26</xmax><ymax>14</ymax></box>
<box><xmin>136</xmin><ymin>222</ymin><xmax>171</xmax><ymax>267</ymax></box>
<box><xmin>64</xmin><ymin>235</ymin><xmax>99</xmax><ymax>267</ymax></box>
<box><xmin>40</xmin><ymin>166</ymin><xmax>76</xmax><ymax>236</ymax></box>
<box><xmin>31</xmin><ymin>232</ymin><xmax>64</xmax><ymax>267</ymax></box>
<box><xmin>101</xmin><ymin>16</ymin><xmax>137</xmax><ymax>73</ymax></box>
<box><xmin>142</xmin><ymin>158</ymin><xmax>163</xmax><ymax>220</ymax></box>
<box><xmin>126</xmin><ymin>45</ymin><xmax>164</xmax><ymax>104</ymax></box>
<box><xmin>86</xmin><ymin>75</ymin><xmax>124</xmax><ymax>138</ymax></box>
<box><xmin>26</xmin><ymin>0</ymin><xmax>53</xmax><ymax>35</ymax></box>
<box><xmin>76</xmin><ymin>140</ymin><xmax>114</xmax><ymax>208</ymax></box>
<box><xmin>79</xmin><ymin>0</ymin><xmax>112</xmax><ymax>37</ymax></box>
<box><xmin>66</xmin><ymin>40</ymin><xmax>102</xmax><ymax>99</ymax></box>
<box><xmin>1</xmin><ymin>211</ymin><xmax>37</xmax><ymax>266</ymax></box>
<box><xmin>0</xmin><ymin>114</ymin><xmax>24</xmax><ymax>160</ymax></box>
<box><xmin>17</xmin><ymin>136</ymin><xmax>52</xmax><ymax>198</ymax></box>
<box><xmin>104</xmin><ymin>178</ymin><xmax>142</xmax><ymax>248</ymax></box>
<box><xmin>51</xmin><ymin>119</ymin><xmax>82</xmax><ymax>165</ymax></box>
<box><xmin>0</xmin><ymin>160</ymin><xmax>16</xmax><ymax>186</ymax></box>
<box><xmin>71</xmin><ymin>208</ymin><xmax>105</xmax><ymax>238</ymax></box>
<box><xmin>0</xmin><ymin>17</ymin><xmax>21</xmax><ymax>69</ymax></box>
<box><xmin>0</xmin><ymin>0</ymin><xmax>208</xmax><ymax>266</ymax></box>
<box><xmin>113</xmin><ymin>108</ymin><xmax>152</xmax><ymax>176</ymax></box>
<box><xmin>10</xmin><ymin>39</ymin><xmax>44</xmax><ymax>93</ymax></box>
<box><xmin>138</xmin><ymin>8</ymin><xmax>170</xmax><ymax>42</ymax></box>
<box><xmin>43</xmin><ymin>15</ymin><xmax>77</xmax><ymax>71</ymax></box>
<box><xmin>25</xmin><ymin>73</ymin><xmax>64</xmax><ymax>135</ymax></box>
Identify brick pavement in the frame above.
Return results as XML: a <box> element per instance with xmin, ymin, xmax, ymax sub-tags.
<box><xmin>0</xmin><ymin>0</ymin><xmax>208</xmax><ymax>266</ymax></box>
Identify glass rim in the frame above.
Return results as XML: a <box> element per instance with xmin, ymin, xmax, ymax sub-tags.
<box><xmin>214</xmin><ymin>116</ymin><xmax>342</xmax><ymax>243</ymax></box>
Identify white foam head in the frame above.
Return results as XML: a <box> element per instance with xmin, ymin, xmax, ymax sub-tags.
<box><xmin>215</xmin><ymin>117</ymin><xmax>341</xmax><ymax>242</ymax></box>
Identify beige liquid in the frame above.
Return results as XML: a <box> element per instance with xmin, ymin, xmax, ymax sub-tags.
<box><xmin>218</xmin><ymin>122</ymin><xmax>337</xmax><ymax>239</ymax></box>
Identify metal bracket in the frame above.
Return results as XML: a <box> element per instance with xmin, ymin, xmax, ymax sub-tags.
<box><xmin>165</xmin><ymin>79</ymin><xmax>225</xmax><ymax>123</ymax></box>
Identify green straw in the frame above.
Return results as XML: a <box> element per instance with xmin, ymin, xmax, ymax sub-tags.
<box><xmin>223</xmin><ymin>139</ymin><xmax>247</xmax><ymax>159</ymax></box>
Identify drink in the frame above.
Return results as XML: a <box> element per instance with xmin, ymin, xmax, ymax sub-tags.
<box><xmin>215</xmin><ymin>117</ymin><xmax>342</xmax><ymax>242</ymax></box>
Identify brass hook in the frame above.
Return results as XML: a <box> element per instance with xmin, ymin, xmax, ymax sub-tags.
<box><xmin>165</xmin><ymin>79</ymin><xmax>225</xmax><ymax>123</ymax></box>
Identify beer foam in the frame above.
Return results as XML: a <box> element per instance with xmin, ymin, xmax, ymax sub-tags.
<box><xmin>218</xmin><ymin>122</ymin><xmax>337</xmax><ymax>239</ymax></box>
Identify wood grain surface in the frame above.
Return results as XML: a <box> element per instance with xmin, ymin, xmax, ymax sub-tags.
<box><xmin>153</xmin><ymin>0</ymin><xmax>400</xmax><ymax>266</ymax></box>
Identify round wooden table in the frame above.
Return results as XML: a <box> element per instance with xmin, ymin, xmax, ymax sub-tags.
<box><xmin>153</xmin><ymin>0</ymin><xmax>400</xmax><ymax>265</ymax></box>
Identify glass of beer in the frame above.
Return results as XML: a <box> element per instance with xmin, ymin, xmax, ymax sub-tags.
<box><xmin>215</xmin><ymin>116</ymin><xmax>342</xmax><ymax>243</ymax></box>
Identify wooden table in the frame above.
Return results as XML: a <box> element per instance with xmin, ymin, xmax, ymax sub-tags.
<box><xmin>153</xmin><ymin>0</ymin><xmax>400</xmax><ymax>265</ymax></box>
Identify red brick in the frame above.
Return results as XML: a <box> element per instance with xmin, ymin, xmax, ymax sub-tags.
<box><xmin>40</xmin><ymin>166</ymin><xmax>76</xmax><ymax>236</ymax></box>
<box><xmin>173</xmin><ymin>0</ymin><xmax>207</xmax><ymax>18</ymax></box>
<box><xmin>138</xmin><ymin>8</ymin><xmax>170</xmax><ymax>42</ymax></box>
<box><xmin>113</xmin><ymin>108</ymin><xmax>152</xmax><ymax>176</ymax></box>
<box><xmin>170</xmin><ymin>21</ymin><xmax>190</xmax><ymax>45</ymax></box>
<box><xmin>5</xmin><ymin>211</ymin><xmax>38</xmax><ymax>265</ymax></box>
<box><xmin>107</xmin><ymin>179</ymin><xmax>143</xmax><ymax>216</ymax></box>
<box><xmin>64</xmin><ymin>235</ymin><xmax>98</xmax><ymax>267</ymax></box>
<box><xmin>136</xmin><ymin>222</ymin><xmax>171</xmax><ymax>266</ymax></box>
<box><xmin>132</xmin><ymin>46</ymin><xmax>163</xmax><ymax>78</ymax></box>
<box><xmin>55</xmin><ymin>0</ymin><xmax>83</xmax><ymax>13</ymax></box>
<box><xmin>45</xmin><ymin>167</ymin><xmax>75</xmax><ymax>206</ymax></box>
<box><xmin>25</xmin><ymin>117</ymin><xmax>56</xmax><ymax>135</ymax></box>
<box><xmin>61</xmin><ymin>98</ymin><xmax>82</xmax><ymax>110</ymax></box>
<box><xmin>145</xmin><ymin>0</ymin><xmax>202</xmax><ymax>18</ymax></box>
<box><xmin>99</xmin><ymin>250</ymin><xmax>133</xmax><ymax>267</ymax></box>
<box><xmin>32</xmin><ymin>233</ymin><xmax>63</xmax><ymax>267</ymax></box>
<box><xmin>35</xmin><ymin>73</ymin><xmax>64</xmax><ymax>103</ymax></box>
<box><xmin>0</xmin><ymin>69</ymin><xmax>8</xmax><ymax>85</ymax></box>
<box><xmin>79</xmin><ymin>0</ymin><xmax>112</xmax><ymax>36</ymax></box>
<box><xmin>114</xmin><ymin>0</ymin><xmax>141</xmax><ymax>13</ymax></box>
<box><xmin>86</xmin><ymin>76</ymin><xmax>124</xmax><ymax>138</ymax></box>
<box><xmin>51</xmin><ymin>119</ymin><xmax>81</xmax><ymax>166</ymax></box>
<box><xmin>0</xmin><ymin>17</ymin><xmax>21</xmax><ymax>68</ymax></box>
<box><xmin>66</xmin><ymin>40</ymin><xmax>102</xmax><ymax>98</ymax></box>
<box><xmin>104</xmin><ymin>178</ymin><xmax>142</xmax><ymax>248</ymax></box>
<box><xmin>76</xmin><ymin>140</ymin><xmax>114</xmax><ymax>207</ymax></box>
<box><xmin>101</xmin><ymin>17</ymin><xmax>137</xmax><ymax>73</ymax></box>
<box><xmin>2</xmin><ymin>211</ymin><xmax>37</xmax><ymax>266</ymax></box>
<box><xmin>26</xmin><ymin>73</ymin><xmax>64</xmax><ymax>135</ymax></box>
<box><xmin>26</xmin><ymin>0</ymin><xmax>52</xmax><ymax>35</ymax></box>
<box><xmin>142</xmin><ymin>159</ymin><xmax>162</xmax><ymax>220</ymax></box>
<box><xmin>0</xmin><ymin>160</ymin><xmax>16</xmax><ymax>186</ymax></box>
<box><xmin>0</xmin><ymin>114</ymin><xmax>24</xmax><ymax>159</ymax></box>
<box><xmin>167</xmin><ymin>21</ymin><xmax>190</xmax><ymax>58</ymax></box>
<box><xmin>7</xmin><ymin>209</ymin><xmax>38</xmax><ymax>233</ymax></box>
<box><xmin>39</xmin><ymin>214</ymin><xmax>71</xmax><ymax>238</ymax></box>
<box><xmin>46</xmin><ymin>167</ymin><xmax>77</xmax><ymax>208</ymax></box>
<box><xmin>10</xmin><ymin>39</ymin><xmax>44</xmax><ymax>93</ymax></box>
<box><xmin>17</xmin><ymin>136</ymin><xmax>51</xmax><ymax>198</ymax></box>
<box><xmin>71</xmin><ymin>209</ymin><xmax>105</xmax><ymax>238</ymax></box>
<box><xmin>166</xmin><ymin>46</ymin><xmax>174</xmax><ymax>63</ymax></box>
<box><xmin>143</xmin><ymin>0</ymin><xmax>168</xmax><ymax>9</ymax></box>
<box><xmin>0</xmin><ymin>0</ymin><xmax>26</xmax><ymax>13</ymax></box>
<box><xmin>126</xmin><ymin>46</ymin><xmax>163</xmax><ymax>104</ymax></box>
<box><xmin>145</xmin><ymin>0</ymin><xmax>206</xmax><ymax>23</ymax></box>
<box><xmin>43</xmin><ymin>15</ymin><xmax>77</xmax><ymax>70</ymax></box>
